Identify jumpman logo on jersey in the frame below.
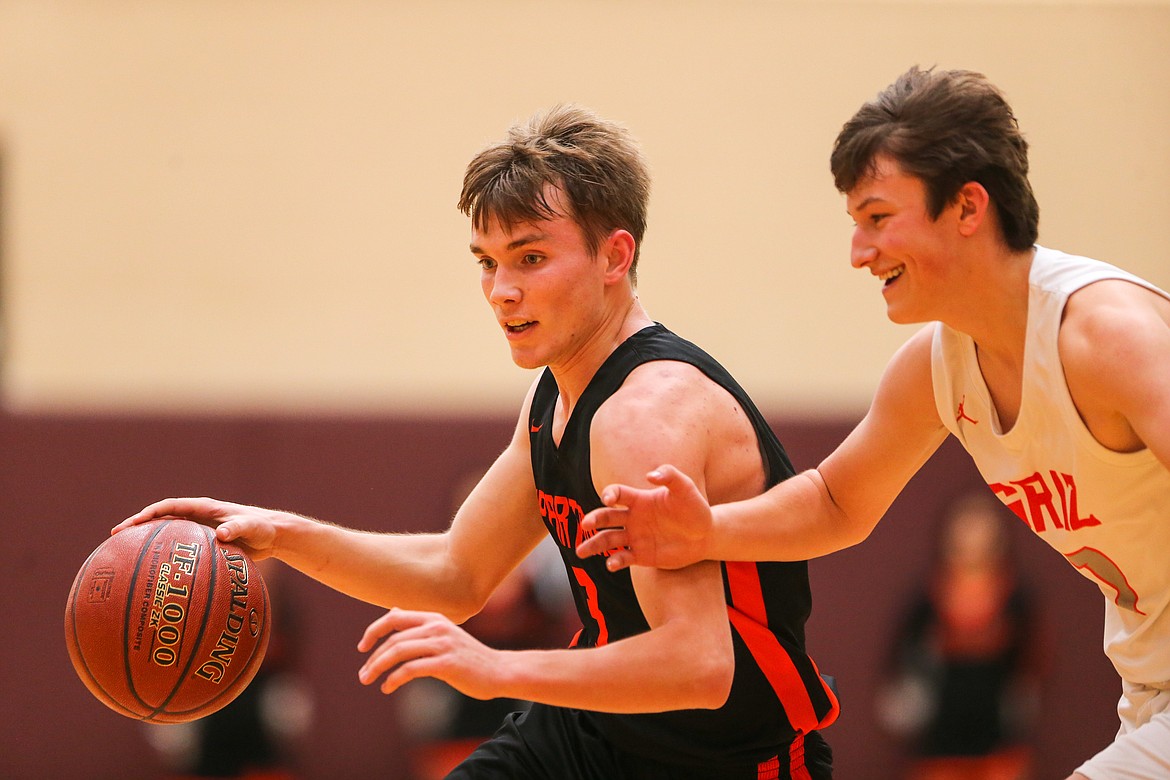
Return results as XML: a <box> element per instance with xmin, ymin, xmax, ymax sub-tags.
<box><xmin>956</xmin><ymin>395</ymin><xmax>979</xmax><ymax>425</ymax></box>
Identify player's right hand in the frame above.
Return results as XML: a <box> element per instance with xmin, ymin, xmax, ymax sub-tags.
<box><xmin>576</xmin><ymin>464</ymin><xmax>713</xmax><ymax>571</ymax></box>
<box><xmin>112</xmin><ymin>497</ymin><xmax>281</xmax><ymax>560</ymax></box>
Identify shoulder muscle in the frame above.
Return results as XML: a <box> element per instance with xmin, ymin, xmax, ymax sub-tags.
<box><xmin>590</xmin><ymin>360</ymin><xmax>761</xmax><ymax>503</ymax></box>
<box><xmin>1061</xmin><ymin>279</ymin><xmax>1170</xmax><ymax>454</ymax></box>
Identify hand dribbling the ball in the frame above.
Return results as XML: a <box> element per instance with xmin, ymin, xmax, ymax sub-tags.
<box><xmin>113</xmin><ymin>497</ymin><xmax>285</xmax><ymax>561</ymax></box>
<box><xmin>68</xmin><ymin>518</ymin><xmax>271</xmax><ymax>722</ymax></box>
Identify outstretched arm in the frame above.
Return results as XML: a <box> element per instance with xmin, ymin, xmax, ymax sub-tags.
<box><xmin>578</xmin><ymin>327</ymin><xmax>948</xmax><ymax>569</ymax></box>
<box><xmin>113</xmin><ymin>385</ymin><xmax>548</xmax><ymax>620</ymax></box>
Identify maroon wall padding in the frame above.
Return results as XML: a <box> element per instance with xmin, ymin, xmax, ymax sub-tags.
<box><xmin>2</xmin><ymin>412</ymin><xmax>1117</xmax><ymax>780</ymax></box>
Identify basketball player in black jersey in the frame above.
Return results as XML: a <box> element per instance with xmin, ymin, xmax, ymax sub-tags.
<box><xmin>116</xmin><ymin>105</ymin><xmax>836</xmax><ymax>778</ymax></box>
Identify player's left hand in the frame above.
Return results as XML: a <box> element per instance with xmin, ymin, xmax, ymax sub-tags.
<box><xmin>577</xmin><ymin>464</ymin><xmax>713</xmax><ymax>570</ymax></box>
<box><xmin>357</xmin><ymin>608</ymin><xmax>502</xmax><ymax>700</ymax></box>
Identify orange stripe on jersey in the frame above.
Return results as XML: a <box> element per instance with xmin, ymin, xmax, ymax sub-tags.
<box><xmin>756</xmin><ymin>754</ymin><xmax>780</xmax><ymax>780</ymax></box>
<box><xmin>725</xmin><ymin>560</ymin><xmax>840</xmax><ymax>732</ymax></box>
<box><xmin>755</xmin><ymin>733</ymin><xmax>815</xmax><ymax>780</ymax></box>
<box><xmin>789</xmin><ymin>732</ymin><xmax>812</xmax><ymax>780</ymax></box>
<box><xmin>808</xmin><ymin>656</ymin><xmax>840</xmax><ymax>728</ymax></box>
<box><xmin>727</xmin><ymin>607</ymin><xmax>839</xmax><ymax>732</ymax></box>
<box><xmin>725</xmin><ymin>561</ymin><xmax>768</xmax><ymax>624</ymax></box>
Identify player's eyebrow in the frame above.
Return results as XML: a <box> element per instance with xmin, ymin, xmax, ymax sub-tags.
<box><xmin>846</xmin><ymin>196</ymin><xmax>887</xmax><ymax>218</ymax></box>
<box><xmin>469</xmin><ymin>232</ymin><xmax>550</xmax><ymax>255</ymax></box>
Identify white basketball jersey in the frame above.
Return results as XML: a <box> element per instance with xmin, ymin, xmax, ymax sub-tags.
<box><xmin>931</xmin><ymin>246</ymin><xmax>1170</xmax><ymax>686</ymax></box>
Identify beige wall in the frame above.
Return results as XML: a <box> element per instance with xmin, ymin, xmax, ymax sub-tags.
<box><xmin>2</xmin><ymin>0</ymin><xmax>1167</xmax><ymax>417</ymax></box>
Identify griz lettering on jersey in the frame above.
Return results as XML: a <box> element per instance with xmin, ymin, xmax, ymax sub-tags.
<box><xmin>991</xmin><ymin>472</ymin><xmax>1147</xmax><ymax>614</ymax></box>
<box><xmin>990</xmin><ymin>470</ymin><xmax>1101</xmax><ymax>534</ymax></box>
<box><xmin>537</xmin><ymin>490</ymin><xmax>610</xmax><ymax>556</ymax></box>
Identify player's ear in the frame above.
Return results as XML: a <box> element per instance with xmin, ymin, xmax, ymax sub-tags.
<box><xmin>601</xmin><ymin>229</ymin><xmax>636</xmax><ymax>283</ymax></box>
<box><xmin>955</xmin><ymin>181</ymin><xmax>990</xmax><ymax>237</ymax></box>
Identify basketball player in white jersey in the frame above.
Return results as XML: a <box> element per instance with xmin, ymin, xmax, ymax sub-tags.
<box><xmin>578</xmin><ymin>66</ymin><xmax>1170</xmax><ymax>778</ymax></box>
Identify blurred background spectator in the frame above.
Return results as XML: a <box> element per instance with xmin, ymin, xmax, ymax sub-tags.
<box><xmin>876</xmin><ymin>492</ymin><xmax>1046</xmax><ymax>780</ymax></box>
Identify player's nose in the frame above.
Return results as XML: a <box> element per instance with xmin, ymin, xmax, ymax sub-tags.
<box><xmin>850</xmin><ymin>230</ymin><xmax>878</xmax><ymax>269</ymax></box>
<box><xmin>487</xmin><ymin>266</ymin><xmax>521</xmax><ymax>305</ymax></box>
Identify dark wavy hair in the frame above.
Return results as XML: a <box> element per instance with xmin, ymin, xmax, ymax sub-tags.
<box><xmin>458</xmin><ymin>105</ymin><xmax>651</xmax><ymax>283</ymax></box>
<box><xmin>831</xmin><ymin>66</ymin><xmax>1039</xmax><ymax>251</ymax></box>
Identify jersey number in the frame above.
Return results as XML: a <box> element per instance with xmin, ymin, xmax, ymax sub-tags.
<box><xmin>1065</xmin><ymin>547</ymin><xmax>1145</xmax><ymax>615</ymax></box>
<box><xmin>572</xmin><ymin>567</ymin><xmax>609</xmax><ymax>646</ymax></box>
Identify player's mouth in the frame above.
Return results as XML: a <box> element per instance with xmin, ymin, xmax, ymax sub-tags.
<box><xmin>503</xmin><ymin>319</ymin><xmax>536</xmax><ymax>335</ymax></box>
<box><xmin>879</xmin><ymin>266</ymin><xmax>905</xmax><ymax>286</ymax></box>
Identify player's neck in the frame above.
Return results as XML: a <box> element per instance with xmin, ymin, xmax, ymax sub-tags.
<box><xmin>949</xmin><ymin>245</ymin><xmax>1034</xmax><ymax>361</ymax></box>
<box><xmin>550</xmin><ymin>296</ymin><xmax>652</xmax><ymax>416</ymax></box>
<box><xmin>959</xmin><ymin>246</ymin><xmax>1034</xmax><ymax>430</ymax></box>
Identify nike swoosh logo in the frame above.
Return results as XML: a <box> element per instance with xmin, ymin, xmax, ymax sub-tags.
<box><xmin>530</xmin><ymin>423</ymin><xmax>544</xmax><ymax>433</ymax></box>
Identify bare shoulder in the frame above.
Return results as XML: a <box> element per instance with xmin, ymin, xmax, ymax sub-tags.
<box><xmin>1061</xmin><ymin>279</ymin><xmax>1170</xmax><ymax>359</ymax></box>
<box><xmin>1060</xmin><ymin>279</ymin><xmax>1170</xmax><ymax>388</ymax></box>
<box><xmin>817</xmin><ymin>326</ymin><xmax>945</xmax><ymax>524</ymax></box>
<box><xmin>593</xmin><ymin>361</ymin><xmax>727</xmax><ymax>448</ymax></box>
<box><xmin>874</xmin><ymin>325</ymin><xmax>936</xmax><ymax>410</ymax></box>
<box><xmin>893</xmin><ymin>323</ymin><xmax>934</xmax><ymax>363</ymax></box>
<box><xmin>590</xmin><ymin>360</ymin><xmax>762</xmax><ymax>501</ymax></box>
<box><xmin>1060</xmin><ymin>279</ymin><xmax>1170</xmax><ymax>450</ymax></box>
<box><xmin>848</xmin><ymin>325</ymin><xmax>945</xmax><ymax>466</ymax></box>
<box><xmin>607</xmin><ymin>358</ymin><xmax>713</xmax><ymax>406</ymax></box>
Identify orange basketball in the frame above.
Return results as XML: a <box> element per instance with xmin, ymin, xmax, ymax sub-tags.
<box><xmin>65</xmin><ymin>518</ymin><xmax>271</xmax><ymax>723</ymax></box>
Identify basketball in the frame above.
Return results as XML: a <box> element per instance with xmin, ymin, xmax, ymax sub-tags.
<box><xmin>64</xmin><ymin>518</ymin><xmax>271</xmax><ymax>723</ymax></box>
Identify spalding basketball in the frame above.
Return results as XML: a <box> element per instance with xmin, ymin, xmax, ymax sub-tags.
<box><xmin>65</xmin><ymin>518</ymin><xmax>271</xmax><ymax>723</ymax></box>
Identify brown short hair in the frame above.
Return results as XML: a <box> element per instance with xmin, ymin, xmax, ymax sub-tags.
<box><xmin>458</xmin><ymin>105</ymin><xmax>651</xmax><ymax>283</ymax></box>
<box><xmin>830</xmin><ymin>66</ymin><xmax>1039</xmax><ymax>251</ymax></box>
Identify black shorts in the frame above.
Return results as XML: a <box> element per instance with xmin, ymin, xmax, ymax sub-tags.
<box><xmin>446</xmin><ymin>704</ymin><xmax>832</xmax><ymax>780</ymax></box>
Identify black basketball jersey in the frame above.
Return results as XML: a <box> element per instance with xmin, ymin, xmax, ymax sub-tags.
<box><xmin>528</xmin><ymin>324</ymin><xmax>839</xmax><ymax>768</ymax></box>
